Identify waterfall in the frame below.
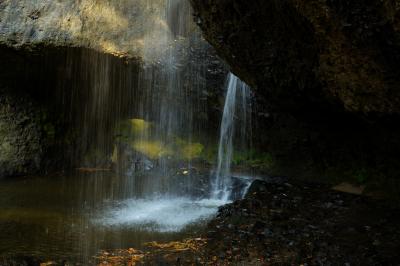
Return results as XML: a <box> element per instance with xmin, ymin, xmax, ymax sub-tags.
<box><xmin>213</xmin><ymin>73</ymin><xmax>251</xmax><ymax>201</ymax></box>
<box><xmin>0</xmin><ymin>1</ymin><xmax>258</xmax><ymax>263</ymax></box>
<box><xmin>115</xmin><ymin>0</ymin><xmax>209</xmax><ymax>197</ymax></box>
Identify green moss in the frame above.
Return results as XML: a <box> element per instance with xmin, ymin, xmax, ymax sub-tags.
<box><xmin>200</xmin><ymin>144</ymin><xmax>218</xmax><ymax>164</ymax></box>
<box><xmin>231</xmin><ymin>149</ymin><xmax>276</xmax><ymax>170</ymax></box>
<box><xmin>248</xmin><ymin>153</ymin><xmax>276</xmax><ymax>170</ymax></box>
<box><xmin>114</xmin><ymin>119</ymin><xmax>206</xmax><ymax>161</ymax></box>
<box><xmin>197</xmin><ymin>145</ymin><xmax>277</xmax><ymax>171</ymax></box>
<box><xmin>129</xmin><ymin>119</ymin><xmax>152</xmax><ymax>135</ymax></box>
<box><xmin>174</xmin><ymin>138</ymin><xmax>204</xmax><ymax>159</ymax></box>
<box><xmin>131</xmin><ymin>140</ymin><xmax>173</xmax><ymax>159</ymax></box>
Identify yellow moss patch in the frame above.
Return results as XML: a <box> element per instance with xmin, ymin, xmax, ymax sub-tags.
<box><xmin>130</xmin><ymin>119</ymin><xmax>152</xmax><ymax>135</ymax></box>
<box><xmin>111</xmin><ymin>145</ymin><xmax>118</xmax><ymax>164</ymax></box>
<box><xmin>180</xmin><ymin>142</ymin><xmax>204</xmax><ymax>160</ymax></box>
<box><xmin>174</xmin><ymin>138</ymin><xmax>204</xmax><ymax>160</ymax></box>
<box><xmin>115</xmin><ymin>118</ymin><xmax>152</xmax><ymax>140</ymax></box>
<box><xmin>131</xmin><ymin>140</ymin><xmax>173</xmax><ymax>159</ymax></box>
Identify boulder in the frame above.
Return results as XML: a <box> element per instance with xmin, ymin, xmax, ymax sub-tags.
<box><xmin>190</xmin><ymin>0</ymin><xmax>400</xmax><ymax>115</ymax></box>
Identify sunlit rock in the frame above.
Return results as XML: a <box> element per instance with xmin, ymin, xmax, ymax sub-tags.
<box><xmin>0</xmin><ymin>0</ymin><xmax>180</xmax><ymax>62</ymax></box>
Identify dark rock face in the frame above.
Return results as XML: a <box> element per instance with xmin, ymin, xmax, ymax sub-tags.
<box><xmin>191</xmin><ymin>0</ymin><xmax>400</xmax><ymax>115</ymax></box>
<box><xmin>191</xmin><ymin>0</ymin><xmax>319</xmax><ymax>113</ymax></box>
<box><xmin>0</xmin><ymin>90</ymin><xmax>44</xmax><ymax>177</ymax></box>
<box><xmin>0</xmin><ymin>45</ymin><xmax>139</xmax><ymax>176</ymax></box>
<box><xmin>191</xmin><ymin>0</ymin><xmax>400</xmax><ymax>192</ymax></box>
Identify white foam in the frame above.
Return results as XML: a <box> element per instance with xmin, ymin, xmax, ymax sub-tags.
<box><xmin>95</xmin><ymin>197</ymin><xmax>228</xmax><ymax>232</ymax></box>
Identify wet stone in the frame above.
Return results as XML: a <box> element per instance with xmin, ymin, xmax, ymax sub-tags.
<box><xmin>199</xmin><ymin>179</ymin><xmax>400</xmax><ymax>265</ymax></box>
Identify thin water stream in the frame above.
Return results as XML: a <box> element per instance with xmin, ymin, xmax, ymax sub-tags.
<box><xmin>212</xmin><ymin>73</ymin><xmax>252</xmax><ymax>200</ymax></box>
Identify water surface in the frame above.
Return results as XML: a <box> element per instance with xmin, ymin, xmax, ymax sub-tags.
<box><xmin>0</xmin><ymin>173</ymin><xmax>226</xmax><ymax>263</ymax></box>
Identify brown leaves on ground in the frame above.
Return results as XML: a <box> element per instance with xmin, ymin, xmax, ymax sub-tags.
<box><xmin>96</xmin><ymin>248</ymin><xmax>144</xmax><ymax>266</ymax></box>
<box><xmin>95</xmin><ymin>238</ymin><xmax>207</xmax><ymax>266</ymax></box>
<box><xmin>145</xmin><ymin>238</ymin><xmax>206</xmax><ymax>252</ymax></box>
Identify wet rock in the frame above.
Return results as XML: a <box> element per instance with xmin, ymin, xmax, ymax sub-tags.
<box><xmin>0</xmin><ymin>1</ymin><xmax>188</xmax><ymax>61</ymax></box>
<box><xmin>229</xmin><ymin>176</ymin><xmax>253</xmax><ymax>200</ymax></box>
<box><xmin>202</xmin><ymin>180</ymin><xmax>400</xmax><ymax>265</ymax></box>
<box><xmin>245</xmin><ymin>179</ymin><xmax>268</xmax><ymax>197</ymax></box>
<box><xmin>190</xmin><ymin>0</ymin><xmax>400</xmax><ymax>115</ymax></box>
<box><xmin>0</xmin><ymin>90</ymin><xmax>45</xmax><ymax>177</ymax></box>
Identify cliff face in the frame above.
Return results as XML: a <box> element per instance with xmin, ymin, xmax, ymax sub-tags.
<box><xmin>191</xmin><ymin>0</ymin><xmax>400</xmax><ymax>195</ymax></box>
<box><xmin>0</xmin><ymin>0</ymin><xmax>193</xmax><ymax>62</ymax></box>
<box><xmin>190</xmin><ymin>0</ymin><xmax>400</xmax><ymax>116</ymax></box>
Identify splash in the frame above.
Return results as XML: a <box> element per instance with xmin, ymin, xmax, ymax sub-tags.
<box><xmin>97</xmin><ymin>197</ymin><xmax>228</xmax><ymax>232</ymax></box>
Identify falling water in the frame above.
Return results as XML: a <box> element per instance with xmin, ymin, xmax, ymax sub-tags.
<box><xmin>77</xmin><ymin>0</ymin><xmax>226</xmax><ymax>243</ymax></box>
<box><xmin>213</xmin><ymin>73</ymin><xmax>251</xmax><ymax>200</ymax></box>
<box><xmin>0</xmin><ymin>1</ymin><xmax>253</xmax><ymax>263</ymax></box>
<box><xmin>59</xmin><ymin>0</ymin><xmax>216</xmax><ymax>261</ymax></box>
<box><xmin>114</xmin><ymin>0</ymin><xmax>210</xmax><ymax>197</ymax></box>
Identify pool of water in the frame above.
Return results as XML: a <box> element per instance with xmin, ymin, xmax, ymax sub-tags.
<box><xmin>0</xmin><ymin>173</ymin><xmax>228</xmax><ymax>263</ymax></box>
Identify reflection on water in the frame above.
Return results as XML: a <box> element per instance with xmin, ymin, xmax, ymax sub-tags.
<box><xmin>0</xmin><ymin>173</ymin><xmax>225</xmax><ymax>263</ymax></box>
